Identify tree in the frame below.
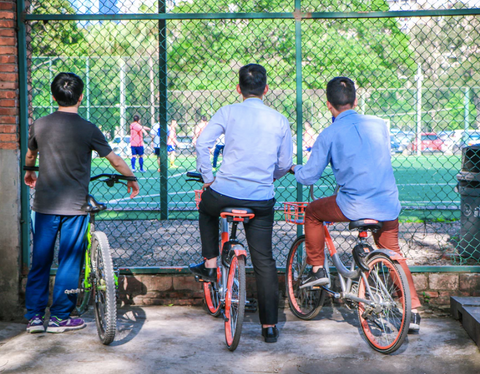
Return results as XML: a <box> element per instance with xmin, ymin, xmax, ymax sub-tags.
<box><xmin>29</xmin><ymin>0</ymin><xmax>87</xmax><ymax>56</ymax></box>
<box><xmin>410</xmin><ymin>1</ymin><xmax>480</xmax><ymax>129</ymax></box>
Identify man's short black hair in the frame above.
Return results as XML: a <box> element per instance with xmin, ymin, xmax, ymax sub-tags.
<box><xmin>326</xmin><ymin>77</ymin><xmax>356</xmax><ymax>110</ymax></box>
<box><xmin>51</xmin><ymin>72</ymin><xmax>84</xmax><ymax>107</ymax></box>
<box><xmin>201</xmin><ymin>115</ymin><xmax>207</xmax><ymax>121</ymax></box>
<box><xmin>238</xmin><ymin>64</ymin><xmax>267</xmax><ymax>97</ymax></box>
<box><xmin>133</xmin><ymin>114</ymin><xmax>140</xmax><ymax>122</ymax></box>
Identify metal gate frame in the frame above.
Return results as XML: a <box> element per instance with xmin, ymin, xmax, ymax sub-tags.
<box><xmin>17</xmin><ymin>0</ymin><xmax>480</xmax><ymax>274</ymax></box>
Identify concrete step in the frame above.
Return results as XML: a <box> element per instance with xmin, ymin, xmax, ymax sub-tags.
<box><xmin>451</xmin><ymin>296</ymin><xmax>480</xmax><ymax>347</ymax></box>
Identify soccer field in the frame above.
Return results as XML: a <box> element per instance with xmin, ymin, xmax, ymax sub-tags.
<box><xmin>90</xmin><ymin>153</ymin><xmax>462</xmax><ymax>222</ymax></box>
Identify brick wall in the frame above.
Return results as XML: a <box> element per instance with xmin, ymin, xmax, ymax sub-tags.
<box><xmin>116</xmin><ymin>272</ymin><xmax>480</xmax><ymax>311</ymax></box>
<box><xmin>0</xmin><ymin>0</ymin><xmax>21</xmax><ymax>322</ymax></box>
<box><xmin>413</xmin><ymin>272</ymin><xmax>480</xmax><ymax>309</ymax></box>
<box><xmin>0</xmin><ymin>0</ymin><xmax>18</xmax><ymax>151</ymax></box>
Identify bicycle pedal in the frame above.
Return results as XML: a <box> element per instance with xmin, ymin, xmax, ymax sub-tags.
<box><xmin>245</xmin><ymin>298</ymin><xmax>257</xmax><ymax>313</ymax></box>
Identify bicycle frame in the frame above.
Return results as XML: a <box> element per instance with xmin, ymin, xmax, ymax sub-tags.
<box><xmin>74</xmin><ymin>196</ymin><xmax>119</xmax><ymax>316</ymax></box>
<box><xmin>320</xmin><ymin>224</ymin><xmax>386</xmax><ymax>308</ymax></box>
<box><xmin>216</xmin><ymin>216</ymin><xmax>248</xmax><ymax>311</ymax></box>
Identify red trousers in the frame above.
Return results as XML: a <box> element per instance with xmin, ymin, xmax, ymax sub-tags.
<box><xmin>304</xmin><ymin>195</ymin><xmax>421</xmax><ymax>309</ymax></box>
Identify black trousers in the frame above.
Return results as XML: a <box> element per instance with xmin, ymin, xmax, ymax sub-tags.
<box><xmin>198</xmin><ymin>187</ymin><xmax>278</xmax><ymax>325</ymax></box>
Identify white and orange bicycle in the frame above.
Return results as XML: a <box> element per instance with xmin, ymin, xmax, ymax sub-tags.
<box><xmin>284</xmin><ymin>181</ymin><xmax>411</xmax><ymax>354</ymax></box>
<box><xmin>187</xmin><ymin>172</ymin><xmax>256</xmax><ymax>351</ymax></box>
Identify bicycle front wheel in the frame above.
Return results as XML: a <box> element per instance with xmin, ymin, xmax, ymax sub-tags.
<box><xmin>357</xmin><ymin>253</ymin><xmax>411</xmax><ymax>354</ymax></box>
<box><xmin>203</xmin><ymin>268</ymin><xmax>221</xmax><ymax>317</ymax></box>
<box><xmin>286</xmin><ymin>235</ymin><xmax>326</xmax><ymax>320</ymax></box>
<box><xmin>224</xmin><ymin>254</ymin><xmax>246</xmax><ymax>351</ymax></box>
<box><xmin>91</xmin><ymin>231</ymin><xmax>117</xmax><ymax>345</ymax></box>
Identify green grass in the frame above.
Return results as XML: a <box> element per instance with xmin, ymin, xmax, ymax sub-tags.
<box><xmin>90</xmin><ymin>153</ymin><xmax>463</xmax><ymax>223</ymax></box>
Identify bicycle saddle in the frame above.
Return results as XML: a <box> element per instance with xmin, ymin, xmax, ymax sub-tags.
<box><xmin>220</xmin><ymin>207</ymin><xmax>255</xmax><ymax>223</ymax></box>
<box><xmin>81</xmin><ymin>194</ymin><xmax>107</xmax><ymax>213</ymax></box>
<box><xmin>349</xmin><ymin>219</ymin><xmax>383</xmax><ymax>232</ymax></box>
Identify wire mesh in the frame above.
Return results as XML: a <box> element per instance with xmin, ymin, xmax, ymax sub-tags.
<box><xmin>24</xmin><ymin>1</ymin><xmax>480</xmax><ymax>270</ymax></box>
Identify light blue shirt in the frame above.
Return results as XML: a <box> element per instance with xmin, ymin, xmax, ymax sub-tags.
<box><xmin>294</xmin><ymin>110</ymin><xmax>401</xmax><ymax>221</ymax></box>
<box><xmin>196</xmin><ymin>98</ymin><xmax>293</xmax><ymax>200</ymax></box>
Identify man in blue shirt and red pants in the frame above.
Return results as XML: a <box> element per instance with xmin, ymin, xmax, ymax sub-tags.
<box><xmin>291</xmin><ymin>77</ymin><xmax>421</xmax><ymax>333</ymax></box>
<box><xmin>190</xmin><ymin>64</ymin><xmax>293</xmax><ymax>343</ymax></box>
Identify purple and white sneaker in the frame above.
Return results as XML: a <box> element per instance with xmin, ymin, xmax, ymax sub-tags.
<box><xmin>46</xmin><ymin>316</ymin><xmax>86</xmax><ymax>333</ymax></box>
<box><xmin>26</xmin><ymin>314</ymin><xmax>45</xmax><ymax>333</ymax></box>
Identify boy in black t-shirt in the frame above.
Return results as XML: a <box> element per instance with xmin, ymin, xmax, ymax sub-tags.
<box><xmin>24</xmin><ymin>72</ymin><xmax>139</xmax><ymax>333</ymax></box>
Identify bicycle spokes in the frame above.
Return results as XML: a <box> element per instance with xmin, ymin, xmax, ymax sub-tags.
<box><xmin>358</xmin><ymin>255</ymin><xmax>410</xmax><ymax>354</ymax></box>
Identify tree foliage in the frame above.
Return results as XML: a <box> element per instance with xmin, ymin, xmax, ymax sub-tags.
<box><xmin>29</xmin><ymin>0</ymin><xmax>87</xmax><ymax>56</ymax></box>
<box><xmin>411</xmin><ymin>1</ymin><xmax>480</xmax><ymax>128</ymax></box>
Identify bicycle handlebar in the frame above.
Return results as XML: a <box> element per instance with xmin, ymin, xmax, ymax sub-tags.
<box><xmin>23</xmin><ymin>167</ymin><xmax>137</xmax><ymax>186</ymax></box>
<box><xmin>186</xmin><ymin>171</ymin><xmax>204</xmax><ymax>183</ymax></box>
<box><xmin>90</xmin><ymin>174</ymin><xmax>137</xmax><ymax>187</ymax></box>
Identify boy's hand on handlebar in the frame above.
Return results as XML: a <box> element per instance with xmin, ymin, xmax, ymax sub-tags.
<box><xmin>24</xmin><ymin>171</ymin><xmax>37</xmax><ymax>188</ymax></box>
<box><xmin>127</xmin><ymin>180</ymin><xmax>140</xmax><ymax>198</ymax></box>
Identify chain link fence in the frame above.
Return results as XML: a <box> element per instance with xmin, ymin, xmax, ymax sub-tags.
<box><xmin>24</xmin><ymin>1</ymin><xmax>480</xmax><ymax>270</ymax></box>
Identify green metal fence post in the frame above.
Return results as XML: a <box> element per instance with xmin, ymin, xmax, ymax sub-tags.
<box><xmin>17</xmin><ymin>0</ymin><xmax>30</xmax><ymax>273</ymax></box>
<box><xmin>295</xmin><ymin>0</ymin><xmax>303</xmax><ymax>237</ymax></box>
<box><xmin>159</xmin><ymin>0</ymin><xmax>169</xmax><ymax>220</ymax></box>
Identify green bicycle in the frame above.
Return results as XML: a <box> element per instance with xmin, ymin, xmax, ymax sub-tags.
<box><xmin>64</xmin><ymin>173</ymin><xmax>136</xmax><ymax>345</ymax></box>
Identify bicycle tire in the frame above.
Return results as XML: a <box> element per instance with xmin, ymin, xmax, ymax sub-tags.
<box><xmin>203</xmin><ymin>269</ymin><xmax>221</xmax><ymax>317</ymax></box>
<box><xmin>357</xmin><ymin>253</ymin><xmax>411</xmax><ymax>354</ymax></box>
<box><xmin>286</xmin><ymin>235</ymin><xmax>326</xmax><ymax>320</ymax></box>
<box><xmin>91</xmin><ymin>231</ymin><xmax>117</xmax><ymax>345</ymax></box>
<box><xmin>224</xmin><ymin>254</ymin><xmax>246</xmax><ymax>351</ymax></box>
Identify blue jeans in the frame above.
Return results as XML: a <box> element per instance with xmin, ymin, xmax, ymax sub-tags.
<box><xmin>25</xmin><ymin>213</ymin><xmax>89</xmax><ymax>320</ymax></box>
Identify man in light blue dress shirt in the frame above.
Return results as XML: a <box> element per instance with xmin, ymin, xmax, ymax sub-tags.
<box><xmin>290</xmin><ymin>77</ymin><xmax>421</xmax><ymax>333</ymax></box>
<box><xmin>189</xmin><ymin>64</ymin><xmax>293</xmax><ymax>342</ymax></box>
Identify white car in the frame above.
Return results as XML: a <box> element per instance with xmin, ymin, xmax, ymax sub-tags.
<box><xmin>109</xmin><ymin>136</ymin><xmax>131</xmax><ymax>157</ymax></box>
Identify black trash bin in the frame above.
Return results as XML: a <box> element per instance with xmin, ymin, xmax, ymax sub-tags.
<box><xmin>456</xmin><ymin>145</ymin><xmax>480</xmax><ymax>260</ymax></box>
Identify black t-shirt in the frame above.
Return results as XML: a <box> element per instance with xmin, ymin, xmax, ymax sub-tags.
<box><xmin>28</xmin><ymin>111</ymin><xmax>112</xmax><ymax>215</ymax></box>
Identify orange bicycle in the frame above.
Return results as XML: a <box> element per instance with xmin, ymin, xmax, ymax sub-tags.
<box><xmin>187</xmin><ymin>172</ymin><xmax>255</xmax><ymax>351</ymax></box>
<box><xmin>284</xmin><ymin>182</ymin><xmax>411</xmax><ymax>354</ymax></box>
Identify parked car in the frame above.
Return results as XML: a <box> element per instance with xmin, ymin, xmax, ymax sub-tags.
<box><xmin>411</xmin><ymin>132</ymin><xmax>443</xmax><ymax>152</ymax></box>
<box><xmin>109</xmin><ymin>136</ymin><xmax>131</xmax><ymax>157</ymax></box>
<box><xmin>465</xmin><ymin>131</ymin><xmax>480</xmax><ymax>147</ymax></box>
<box><xmin>440</xmin><ymin>130</ymin><xmax>465</xmax><ymax>154</ymax></box>
<box><xmin>176</xmin><ymin>135</ymin><xmax>194</xmax><ymax>154</ymax></box>
<box><xmin>390</xmin><ymin>136</ymin><xmax>406</xmax><ymax>154</ymax></box>
<box><xmin>392</xmin><ymin>131</ymin><xmax>414</xmax><ymax>150</ymax></box>
<box><xmin>109</xmin><ymin>135</ymin><xmax>154</xmax><ymax>157</ymax></box>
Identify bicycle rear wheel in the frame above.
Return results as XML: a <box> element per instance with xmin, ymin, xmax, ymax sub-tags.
<box><xmin>224</xmin><ymin>254</ymin><xmax>246</xmax><ymax>351</ymax></box>
<box><xmin>203</xmin><ymin>268</ymin><xmax>221</xmax><ymax>317</ymax></box>
<box><xmin>286</xmin><ymin>235</ymin><xmax>326</xmax><ymax>320</ymax></box>
<box><xmin>357</xmin><ymin>253</ymin><xmax>411</xmax><ymax>354</ymax></box>
<box><xmin>91</xmin><ymin>231</ymin><xmax>117</xmax><ymax>345</ymax></box>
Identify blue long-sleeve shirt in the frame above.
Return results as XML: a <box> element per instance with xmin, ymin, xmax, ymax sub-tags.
<box><xmin>196</xmin><ymin>98</ymin><xmax>293</xmax><ymax>200</ymax></box>
<box><xmin>294</xmin><ymin>110</ymin><xmax>401</xmax><ymax>221</ymax></box>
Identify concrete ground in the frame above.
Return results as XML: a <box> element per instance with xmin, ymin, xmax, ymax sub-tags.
<box><xmin>1</xmin><ymin>305</ymin><xmax>480</xmax><ymax>374</ymax></box>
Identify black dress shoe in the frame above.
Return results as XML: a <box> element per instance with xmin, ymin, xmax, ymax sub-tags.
<box><xmin>262</xmin><ymin>326</ymin><xmax>279</xmax><ymax>343</ymax></box>
<box><xmin>189</xmin><ymin>262</ymin><xmax>217</xmax><ymax>282</ymax></box>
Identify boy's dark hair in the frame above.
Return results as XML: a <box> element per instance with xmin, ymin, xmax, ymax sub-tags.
<box><xmin>238</xmin><ymin>64</ymin><xmax>267</xmax><ymax>97</ymax></box>
<box><xmin>201</xmin><ymin>115</ymin><xmax>207</xmax><ymax>121</ymax></box>
<box><xmin>133</xmin><ymin>115</ymin><xmax>140</xmax><ymax>122</ymax></box>
<box><xmin>326</xmin><ymin>77</ymin><xmax>356</xmax><ymax>110</ymax></box>
<box><xmin>51</xmin><ymin>72</ymin><xmax>84</xmax><ymax>107</ymax></box>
